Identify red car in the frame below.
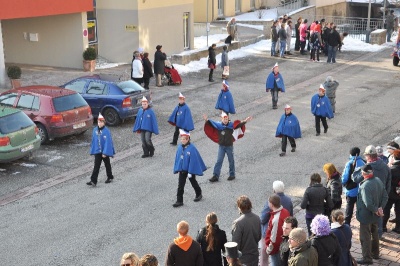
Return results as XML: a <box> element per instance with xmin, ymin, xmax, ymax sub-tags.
<box><xmin>0</xmin><ymin>86</ymin><xmax>93</xmax><ymax>144</ymax></box>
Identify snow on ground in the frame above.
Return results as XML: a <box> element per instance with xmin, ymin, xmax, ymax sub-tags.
<box><xmin>237</xmin><ymin>23</ymin><xmax>264</xmax><ymax>30</ymax></box>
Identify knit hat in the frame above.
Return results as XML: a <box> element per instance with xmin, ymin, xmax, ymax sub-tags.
<box><xmin>289</xmin><ymin>228</ymin><xmax>307</xmax><ymax>244</ymax></box>
<box><xmin>364</xmin><ymin>145</ymin><xmax>376</xmax><ymax>155</ymax></box>
<box><xmin>361</xmin><ymin>164</ymin><xmax>373</xmax><ymax>174</ymax></box>
<box><xmin>326</xmin><ymin>76</ymin><xmax>333</xmax><ymax>82</ymax></box>
<box><xmin>349</xmin><ymin>147</ymin><xmax>360</xmax><ymax>156</ymax></box>
<box><xmin>310</xmin><ymin>215</ymin><xmax>331</xmax><ymax>236</ymax></box>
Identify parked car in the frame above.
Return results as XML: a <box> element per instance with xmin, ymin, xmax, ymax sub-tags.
<box><xmin>0</xmin><ymin>86</ymin><xmax>93</xmax><ymax>144</ymax></box>
<box><xmin>0</xmin><ymin>107</ymin><xmax>41</xmax><ymax>163</ymax></box>
<box><xmin>61</xmin><ymin>74</ymin><xmax>152</xmax><ymax>126</ymax></box>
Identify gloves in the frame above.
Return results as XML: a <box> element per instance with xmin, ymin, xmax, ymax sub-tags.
<box><xmin>188</xmin><ymin>174</ymin><xmax>192</xmax><ymax>178</ymax></box>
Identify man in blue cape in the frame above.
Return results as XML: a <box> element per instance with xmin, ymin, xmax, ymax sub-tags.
<box><xmin>168</xmin><ymin>92</ymin><xmax>195</xmax><ymax>146</ymax></box>
<box><xmin>310</xmin><ymin>84</ymin><xmax>333</xmax><ymax>136</ymax></box>
<box><xmin>215</xmin><ymin>80</ymin><xmax>236</xmax><ymax>115</ymax></box>
<box><xmin>87</xmin><ymin>113</ymin><xmax>115</xmax><ymax>186</ymax></box>
<box><xmin>172</xmin><ymin>129</ymin><xmax>206</xmax><ymax>207</ymax></box>
<box><xmin>275</xmin><ymin>104</ymin><xmax>301</xmax><ymax>157</ymax></box>
<box><xmin>133</xmin><ymin>96</ymin><xmax>159</xmax><ymax>158</ymax></box>
<box><xmin>266</xmin><ymin>62</ymin><xmax>285</xmax><ymax>109</ymax></box>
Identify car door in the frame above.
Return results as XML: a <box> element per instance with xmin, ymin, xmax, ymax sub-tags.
<box><xmin>16</xmin><ymin>94</ymin><xmax>40</xmax><ymax>122</ymax></box>
<box><xmin>85</xmin><ymin>81</ymin><xmax>108</xmax><ymax>116</ymax></box>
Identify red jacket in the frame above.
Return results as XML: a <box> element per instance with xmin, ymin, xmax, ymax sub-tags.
<box><xmin>265</xmin><ymin>206</ymin><xmax>290</xmax><ymax>255</ymax></box>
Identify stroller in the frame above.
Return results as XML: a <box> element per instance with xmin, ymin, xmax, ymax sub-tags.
<box><xmin>162</xmin><ymin>60</ymin><xmax>182</xmax><ymax>85</ymax></box>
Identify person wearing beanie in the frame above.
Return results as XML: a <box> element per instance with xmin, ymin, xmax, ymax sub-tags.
<box><xmin>341</xmin><ymin>147</ymin><xmax>366</xmax><ymax>225</ymax></box>
<box><xmin>310</xmin><ymin>84</ymin><xmax>333</xmax><ymax>136</ymax></box>
<box><xmin>387</xmin><ymin>141</ymin><xmax>400</xmax><ymax>167</ymax></box>
<box><xmin>355</xmin><ymin>164</ymin><xmax>388</xmax><ymax>265</ymax></box>
<box><xmin>168</xmin><ymin>93</ymin><xmax>195</xmax><ymax>146</ymax></box>
<box><xmin>376</xmin><ymin>145</ymin><xmax>388</xmax><ymax>164</ymax></box>
<box><xmin>310</xmin><ymin>215</ymin><xmax>341</xmax><ymax>266</ymax></box>
<box><xmin>266</xmin><ymin>62</ymin><xmax>286</xmax><ymax>109</ymax></box>
<box><xmin>323</xmin><ymin>76</ymin><xmax>339</xmax><ymax>113</ymax></box>
<box><xmin>383</xmin><ymin>149</ymin><xmax>400</xmax><ymax>234</ymax></box>
<box><xmin>215</xmin><ymin>80</ymin><xmax>236</xmax><ymax>115</ymax></box>
<box><xmin>287</xmin><ymin>228</ymin><xmax>318</xmax><ymax>266</ymax></box>
<box><xmin>86</xmin><ymin>113</ymin><xmax>115</xmax><ymax>187</ymax></box>
<box><xmin>275</xmin><ymin>104</ymin><xmax>301</xmax><ymax>157</ymax></box>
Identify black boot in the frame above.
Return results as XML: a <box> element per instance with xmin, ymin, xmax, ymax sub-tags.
<box><xmin>142</xmin><ymin>145</ymin><xmax>149</xmax><ymax>158</ymax></box>
<box><xmin>149</xmin><ymin>146</ymin><xmax>155</xmax><ymax>157</ymax></box>
<box><xmin>209</xmin><ymin>71</ymin><xmax>214</xmax><ymax>82</ymax></box>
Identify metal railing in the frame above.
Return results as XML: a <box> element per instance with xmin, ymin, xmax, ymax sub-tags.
<box><xmin>277</xmin><ymin>0</ymin><xmax>304</xmax><ymax>17</ymax></box>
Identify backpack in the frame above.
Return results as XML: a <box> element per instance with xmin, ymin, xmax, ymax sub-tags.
<box><xmin>311</xmin><ymin>32</ymin><xmax>318</xmax><ymax>44</ymax></box>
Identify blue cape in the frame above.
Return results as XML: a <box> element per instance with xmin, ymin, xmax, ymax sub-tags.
<box><xmin>215</xmin><ymin>89</ymin><xmax>236</xmax><ymax>114</ymax></box>
<box><xmin>90</xmin><ymin>126</ymin><xmax>115</xmax><ymax>157</ymax></box>
<box><xmin>310</xmin><ymin>94</ymin><xmax>334</xmax><ymax>118</ymax></box>
<box><xmin>167</xmin><ymin>103</ymin><xmax>195</xmax><ymax>131</ymax></box>
<box><xmin>173</xmin><ymin>143</ymin><xmax>207</xmax><ymax>176</ymax></box>
<box><xmin>266</xmin><ymin>72</ymin><xmax>285</xmax><ymax>92</ymax></box>
<box><xmin>275</xmin><ymin>113</ymin><xmax>302</xmax><ymax>139</ymax></box>
<box><xmin>132</xmin><ymin>107</ymin><xmax>159</xmax><ymax>134</ymax></box>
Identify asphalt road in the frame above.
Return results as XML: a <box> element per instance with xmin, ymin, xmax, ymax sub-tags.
<box><xmin>1</xmin><ymin>47</ymin><xmax>400</xmax><ymax>265</ymax></box>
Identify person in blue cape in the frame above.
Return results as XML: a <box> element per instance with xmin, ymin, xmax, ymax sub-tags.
<box><xmin>215</xmin><ymin>80</ymin><xmax>236</xmax><ymax>115</ymax></box>
<box><xmin>204</xmin><ymin>111</ymin><xmax>251</xmax><ymax>182</ymax></box>
<box><xmin>133</xmin><ymin>96</ymin><xmax>159</xmax><ymax>158</ymax></box>
<box><xmin>172</xmin><ymin>129</ymin><xmax>206</xmax><ymax>207</ymax></box>
<box><xmin>266</xmin><ymin>62</ymin><xmax>286</xmax><ymax>109</ymax></box>
<box><xmin>276</xmin><ymin>104</ymin><xmax>302</xmax><ymax>157</ymax></box>
<box><xmin>311</xmin><ymin>84</ymin><xmax>334</xmax><ymax>136</ymax></box>
<box><xmin>87</xmin><ymin>113</ymin><xmax>115</xmax><ymax>187</ymax></box>
<box><xmin>168</xmin><ymin>92</ymin><xmax>195</xmax><ymax>146</ymax></box>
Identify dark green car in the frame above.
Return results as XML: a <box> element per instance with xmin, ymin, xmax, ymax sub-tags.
<box><xmin>0</xmin><ymin>107</ymin><xmax>41</xmax><ymax>163</ymax></box>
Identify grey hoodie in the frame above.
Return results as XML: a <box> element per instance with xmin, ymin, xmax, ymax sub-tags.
<box><xmin>323</xmin><ymin>80</ymin><xmax>339</xmax><ymax>99</ymax></box>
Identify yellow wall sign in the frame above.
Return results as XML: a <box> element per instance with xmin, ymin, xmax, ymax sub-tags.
<box><xmin>125</xmin><ymin>25</ymin><xmax>138</xmax><ymax>32</ymax></box>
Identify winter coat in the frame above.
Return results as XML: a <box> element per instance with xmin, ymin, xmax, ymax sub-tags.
<box><xmin>299</xmin><ymin>23</ymin><xmax>308</xmax><ymax>42</ymax></box>
<box><xmin>331</xmin><ymin>223</ymin><xmax>352</xmax><ymax>266</ymax></box>
<box><xmin>327</xmin><ymin>29</ymin><xmax>341</xmax><ymax>47</ymax></box>
<box><xmin>288</xmin><ymin>241</ymin><xmax>318</xmax><ymax>266</ymax></box>
<box><xmin>356</xmin><ymin>177</ymin><xmax>388</xmax><ymax>224</ymax></box>
<box><xmin>221</xmin><ymin>50</ymin><xmax>229</xmax><ymax>68</ymax></box>
<box><xmin>166</xmin><ymin>236</ymin><xmax>203</xmax><ymax>266</ymax></box>
<box><xmin>208</xmin><ymin>46</ymin><xmax>216</xmax><ymax>65</ymax></box>
<box><xmin>196</xmin><ymin>224</ymin><xmax>228</xmax><ymax>266</ymax></box>
<box><xmin>131</xmin><ymin>58</ymin><xmax>143</xmax><ymax>78</ymax></box>
<box><xmin>311</xmin><ymin>233</ymin><xmax>341</xmax><ymax>266</ymax></box>
<box><xmin>265</xmin><ymin>206</ymin><xmax>290</xmax><ymax>255</ymax></box>
<box><xmin>310</xmin><ymin>32</ymin><xmax>322</xmax><ymax>49</ymax></box>
<box><xmin>142</xmin><ymin>57</ymin><xmax>153</xmax><ymax>78</ymax></box>
<box><xmin>226</xmin><ymin>20</ymin><xmax>237</xmax><ymax>38</ymax></box>
<box><xmin>285</xmin><ymin>25</ymin><xmax>292</xmax><ymax>40</ymax></box>
<box><xmin>279</xmin><ymin>236</ymin><xmax>290</xmax><ymax>266</ymax></box>
<box><xmin>387</xmin><ymin>14</ymin><xmax>395</xmax><ymax>30</ymax></box>
<box><xmin>154</xmin><ymin>50</ymin><xmax>167</xmax><ymax>75</ymax></box>
<box><xmin>326</xmin><ymin>172</ymin><xmax>343</xmax><ymax>206</ymax></box>
<box><xmin>301</xmin><ymin>183</ymin><xmax>334</xmax><ymax>216</ymax></box>
<box><xmin>353</xmin><ymin>159</ymin><xmax>392</xmax><ymax>194</ymax></box>
<box><xmin>275</xmin><ymin>112</ymin><xmax>302</xmax><ymax>139</ymax></box>
<box><xmin>341</xmin><ymin>155</ymin><xmax>365</xmax><ymax>197</ymax></box>
<box><xmin>389</xmin><ymin>160</ymin><xmax>400</xmax><ymax>200</ymax></box>
<box><xmin>232</xmin><ymin>210</ymin><xmax>261</xmax><ymax>266</ymax></box>
<box><xmin>271</xmin><ymin>26</ymin><xmax>279</xmax><ymax>42</ymax></box>
<box><xmin>310</xmin><ymin>93</ymin><xmax>334</xmax><ymax>119</ymax></box>
<box><xmin>322</xmin><ymin>26</ymin><xmax>331</xmax><ymax>42</ymax></box>
<box><xmin>323</xmin><ymin>80</ymin><xmax>339</xmax><ymax>99</ymax></box>
<box><xmin>278</xmin><ymin>28</ymin><xmax>287</xmax><ymax>41</ymax></box>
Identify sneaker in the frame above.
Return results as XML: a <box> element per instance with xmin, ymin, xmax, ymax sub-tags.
<box><xmin>356</xmin><ymin>259</ymin><xmax>373</xmax><ymax>265</ymax></box>
<box><xmin>279</xmin><ymin>152</ymin><xmax>286</xmax><ymax>157</ymax></box>
<box><xmin>105</xmin><ymin>178</ymin><xmax>113</xmax><ymax>184</ymax></box>
<box><xmin>291</xmin><ymin>148</ymin><xmax>296</xmax><ymax>152</ymax></box>
<box><xmin>141</xmin><ymin>154</ymin><xmax>149</xmax><ymax>158</ymax></box>
<box><xmin>209</xmin><ymin>79</ymin><xmax>215</xmax><ymax>82</ymax></box>
<box><xmin>170</xmin><ymin>142</ymin><xmax>177</xmax><ymax>146</ymax></box>
<box><xmin>193</xmin><ymin>195</ymin><xmax>203</xmax><ymax>202</ymax></box>
<box><xmin>172</xmin><ymin>202</ymin><xmax>183</xmax><ymax>207</ymax></box>
<box><xmin>272</xmin><ymin>106</ymin><xmax>278</xmax><ymax>109</ymax></box>
<box><xmin>209</xmin><ymin>176</ymin><xmax>219</xmax><ymax>182</ymax></box>
<box><xmin>227</xmin><ymin>176</ymin><xmax>235</xmax><ymax>181</ymax></box>
<box><xmin>86</xmin><ymin>181</ymin><xmax>96</xmax><ymax>187</ymax></box>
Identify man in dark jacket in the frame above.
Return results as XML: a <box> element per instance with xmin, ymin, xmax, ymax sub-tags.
<box><xmin>327</xmin><ymin>25</ymin><xmax>341</xmax><ymax>63</ymax></box>
<box><xmin>154</xmin><ymin>45</ymin><xmax>166</xmax><ymax>87</ymax></box>
<box><xmin>165</xmin><ymin>221</ymin><xmax>203</xmax><ymax>266</ymax></box>
<box><xmin>271</xmin><ymin>20</ymin><xmax>279</xmax><ymax>57</ymax></box>
<box><xmin>279</xmin><ymin>216</ymin><xmax>298</xmax><ymax>266</ymax></box>
<box><xmin>208</xmin><ymin>44</ymin><xmax>216</xmax><ymax>82</ymax></box>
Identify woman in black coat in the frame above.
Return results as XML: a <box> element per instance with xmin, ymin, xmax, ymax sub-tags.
<box><xmin>331</xmin><ymin>209</ymin><xmax>353</xmax><ymax>266</ymax></box>
<box><xmin>294</xmin><ymin>17</ymin><xmax>302</xmax><ymax>51</ymax></box>
<box><xmin>196</xmin><ymin>212</ymin><xmax>228</xmax><ymax>266</ymax></box>
<box><xmin>208</xmin><ymin>44</ymin><xmax>216</xmax><ymax>82</ymax></box>
<box><xmin>142</xmin><ymin>52</ymin><xmax>153</xmax><ymax>90</ymax></box>
<box><xmin>153</xmin><ymin>45</ymin><xmax>166</xmax><ymax>87</ymax></box>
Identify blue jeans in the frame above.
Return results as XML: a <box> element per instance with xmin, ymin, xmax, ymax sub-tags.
<box><xmin>327</xmin><ymin>45</ymin><xmax>337</xmax><ymax>63</ymax></box>
<box><xmin>387</xmin><ymin>28</ymin><xmax>393</xmax><ymax>42</ymax></box>
<box><xmin>213</xmin><ymin>145</ymin><xmax>235</xmax><ymax>178</ymax></box>
<box><xmin>271</xmin><ymin>41</ymin><xmax>277</xmax><ymax>56</ymax></box>
<box><xmin>270</xmin><ymin>253</ymin><xmax>282</xmax><ymax>266</ymax></box>
<box><xmin>280</xmin><ymin>40</ymin><xmax>286</xmax><ymax>57</ymax></box>
<box><xmin>270</xmin><ymin>89</ymin><xmax>279</xmax><ymax>107</ymax></box>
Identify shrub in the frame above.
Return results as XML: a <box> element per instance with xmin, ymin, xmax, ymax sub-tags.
<box><xmin>7</xmin><ymin>65</ymin><xmax>21</xmax><ymax>79</ymax></box>
<box><xmin>83</xmin><ymin>47</ymin><xmax>97</xmax><ymax>61</ymax></box>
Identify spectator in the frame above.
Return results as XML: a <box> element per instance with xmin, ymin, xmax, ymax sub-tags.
<box><xmin>285</xmin><ymin>20</ymin><xmax>293</xmax><ymax>55</ymax></box>
<box><xmin>131</xmin><ymin>51</ymin><xmax>144</xmax><ymax>85</ymax></box>
<box><xmin>275</xmin><ymin>104</ymin><xmax>301</xmax><ymax>157</ymax></box>
<box><xmin>168</xmin><ymin>93</ymin><xmax>195</xmax><ymax>146</ymax></box>
<box><xmin>294</xmin><ymin>17</ymin><xmax>302</xmax><ymax>51</ymax></box>
<box><xmin>376</xmin><ymin>146</ymin><xmax>388</xmax><ymax>164</ymax></box>
<box><xmin>271</xmin><ymin>20</ymin><xmax>279</xmax><ymax>57</ymax></box>
<box><xmin>140</xmin><ymin>254</ymin><xmax>158</xmax><ymax>266</ymax></box>
<box><xmin>278</xmin><ymin>23</ymin><xmax>287</xmax><ymax>58</ymax></box>
<box><xmin>310</xmin><ymin>215</ymin><xmax>341</xmax><ymax>265</ymax></box>
<box><xmin>386</xmin><ymin>10</ymin><xmax>396</xmax><ymax>42</ymax></box>
<box><xmin>154</xmin><ymin>45</ymin><xmax>166</xmax><ymax>87</ymax></box>
<box><xmin>142</xmin><ymin>52</ymin><xmax>153</xmax><ymax>90</ymax></box>
<box><xmin>215</xmin><ymin>80</ymin><xmax>236</xmax><ymax>115</ymax></box>
<box><xmin>287</xmin><ymin>228</ymin><xmax>318</xmax><ymax>266</ymax></box>
<box><xmin>120</xmin><ymin>252</ymin><xmax>140</xmax><ymax>266</ymax></box>
<box><xmin>221</xmin><ymin>45</ymin><xmax>229</xmax><ymax>79</ymax></box>
<box><xmin>355</xmin><ymin>164</ymin><xmax>388</xmax><ymax>265</ymax></box>
<box><xmin>301</xmin><ymin>173</ymin><xmax>333</xmax><ymax>236</ymax></box>
<box><xmin>309</xmin><ymin>22</ymin><xmax>323</xmax><ymax>62</ymax></box>
<box><xmin>310</xmin><ymin>84</ymin><xmax>334</xmax><ymax>136</ymax></box>
<box><xmin>341</xmin><ymin>147</ymin><xmax>366</xmax><ymax>225</ymax></box>
<box><xmin>196</xmin><ymin>212</ymin><xmax>228</xmax><ymax>266</ymax></box>
<box><xmin>266</xmin><ymin>62</ymin><xmax>286</xmax><ymax>110</ymax></box>
<box><xmin>232</xmin><ymin>195</ymin><xmax>261</xmax><ymax>266</ymax></box>
<box><xmin>383</xmin><ymin>149</ymin><xmax>400</xmax><ymax>234</ymax></box>
<box><xmin>387</xmin><ymin>141</ymin><xmax>400</xmax><ymax>167</ymax></box>
<box><xmin>327</xmin><ymin>25</ymin><xmax>341</xmax><ymax>63</ymax></box>
<box><xmin>208</xmin><ymin>43</ymin><xmax>217</xmax><ymax>82</ymax></box>
<box><xmin>165</xmin><ymin>221</ymin><xmax>203</xmax><ymax>266</ymax></box>
<box><xmin>331</xmin><ymin>209</ymin><xmax>353</xmax><ymax>266</ymax></box>
<box><xmin>323</xmin><ymin>76</ymin><xmax>339</xmax><ymax>113</ymax></box>
<box><xmin>223</xmin><ymin>242</ymin><xmax>243</xmax><ymax>266</ymax></box>
<box><xmin>279</xmin><ymin>216</ymin><xmax>298</xmax><ymax>266</ymax></box>
<box><xmin>265</xmin><ymin>194</ymin><xmax>290</xmax><ymax>266</ymax></box>
<box><xmin>338</xmin><ymin>32</ymin><xmax>348</xmax><ymax>52</ymax></box>
<box><xmin>226</xmin><ymin>18</ymin><xmax>237</xmax><ymax>42</ymax></box>
<box><xmin>323</xmin><ymin>163</ymin><xmax>343</xmax><ymax>212</ymax></box>
<box><xmin>260</xmin><ymin>180</ymin><xmax>294</xmax><ymax>266</ymax></box>
<box><xmin>299</xmin><ymin>19</ymin><xmax>308</xmax><ymax>55</ymax></box>
<box><xmin>322</xmin><ymin>22</ymin><xmax>333</xmax><ymax>56</ymax></box>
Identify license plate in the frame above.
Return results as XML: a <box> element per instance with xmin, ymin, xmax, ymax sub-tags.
<box><xmin>73</xmin><ymin>122</ymin><xmax>86</xmax><ymax>129</ymax></box>
<box><xmin>21</xmin><ymin>144</ymin><xmax>34</xmax><ymax>153</ymax></box>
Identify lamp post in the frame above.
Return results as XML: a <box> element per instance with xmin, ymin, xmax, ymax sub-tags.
<box><xmin>366</xmin><ymin>0</ymin><xmax>372</xmax><ymax>43</ymax></box>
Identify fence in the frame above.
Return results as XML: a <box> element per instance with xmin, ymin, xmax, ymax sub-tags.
<box><xmin>277</xmin><ymin>0</ymin><xmax>305</xmax><ymax>17</ymax></box>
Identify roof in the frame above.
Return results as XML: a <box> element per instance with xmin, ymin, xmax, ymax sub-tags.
<box><xmin>9</xmin><ymin>86</ymin><xmax>76</xmax><ymax>97</ymax></box>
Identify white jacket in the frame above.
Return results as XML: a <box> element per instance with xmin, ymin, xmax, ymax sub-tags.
<box><xmin>131</xmin><ymin>58</ymin><xmax>143</xmax><ymax>78</ymax></box>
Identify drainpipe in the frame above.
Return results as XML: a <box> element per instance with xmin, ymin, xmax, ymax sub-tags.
<box><xmin>383</xmin><ymin>0</ymin><xmax>386</xmax><ymax>29</ymax></box>
<box><xmin>207</xmin><ymin>0</ymin><xmax>209</xmax><ymax>47</ymax></box>
<box><xmin>366</xmin><ymin>0</ymin><xmax>371</xmax><ymax>43</ymax></box>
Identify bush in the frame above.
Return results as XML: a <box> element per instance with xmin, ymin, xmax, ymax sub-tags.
<box><xmin>7</xmin><ymin>65</ymin><xmax>21</xmax><ymax>79</ymax></box>
<box><xmin>82</xmin><ymin>47</ymin><xmax>97</xmax><ymax>61</ymax></box>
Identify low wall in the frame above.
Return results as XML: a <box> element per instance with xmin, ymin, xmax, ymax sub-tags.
<box><xmin>370</xmin><ymin>29</ymin><xmax>386</xmax><ymax>45</ymax></box>
<box><xmin>194</xmin><ymin>23</ymin><xmax>226</xmax><ymax>37</ymax></box>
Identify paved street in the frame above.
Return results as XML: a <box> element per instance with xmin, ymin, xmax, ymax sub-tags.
<box><xmin>1</xmin><ymin>46</ymin><xmax>400</xmax><ymax>265</ymax></box>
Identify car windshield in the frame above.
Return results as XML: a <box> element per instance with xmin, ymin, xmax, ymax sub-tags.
<box><xmin>0</xmin><ymin>111</ymin><xmax>34</xmax><ymax>134</ymax></box>
<box><xmin>117</xmin><ymin>80</ymin><xmax>145</xmax><ymax>93</ymax></box>
<box><xmin>53</xmin><ymin>93</ymin><xmax>88</xmax><ymax>112</ymax></box>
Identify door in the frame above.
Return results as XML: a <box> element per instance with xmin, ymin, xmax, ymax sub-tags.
<box><xmin>235</xmin><ymin>0</ymin><xmax>241</xmax><ymax>13</ymax></box>
<box><xmin>183</xmin><ymin>12</ymin><xmax>190</xmax><ymax>50</ymax></box>
<box><xmin>218</xmin><ymin>0</ymin><xmax>224</xmax><ymax>17</ymax></box>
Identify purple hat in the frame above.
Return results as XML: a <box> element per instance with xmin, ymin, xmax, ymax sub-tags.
<box><xmin>310</xmin><ymin>215</ymin><xmax>331</xmax><ymax>236</ymax></box>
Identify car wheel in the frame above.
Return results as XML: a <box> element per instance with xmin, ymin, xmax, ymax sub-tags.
<box><xmin>36</xmin><ymin>123</ymin><xmax>48</xmax><ymax>144</ymax></box>
<box><xmin>393</xmin><ymin>56</ymin><xmax>399</xmax><ymax>66</ymax></box>
<box><xmin>103</xmin><ymin>108</ymin><xmax>121</xmax><ymax>126</ymax></box>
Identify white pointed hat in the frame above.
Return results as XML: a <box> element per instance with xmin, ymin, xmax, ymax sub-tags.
<box><xmin>222</xmin><ymin>80</ymin><xmax>229</xmax><ymax>88</ymax></box>
<box><xmin>272</xmin><ymin>62</ymin><xmax>279</xmax><ymax>70</ymax></box>
<box><xmin>141</xmin><ymin>96</ymin><xmax>148</xmax><ymax>102</ymax></box>
<box><xmin>220</xmin><ymin>111</ymin><xmax>228</xmax><ymax>118</ymax></box>
<box><xmin>179</xmin><ymin>92</ymin><xmax>185</xmax><ymax>98</ymax></box>
<box><xmin>319</xmin><ymin>84</ymin><xmax>325</xmax><ymax>91</ymax></box>
<box><xmin>284</xmin><ymin>104</ymin><xmax>291</xmax><ymax>109</ymax></box>
<box><xmin>179</xmin><ymin>129</ymin><xmax>190</xmax><ymax>136</ymax></box>
<box><xmin>98</xmin><ymin>113</ymin><xmax>105</xmax><ymax>121</ymax></box>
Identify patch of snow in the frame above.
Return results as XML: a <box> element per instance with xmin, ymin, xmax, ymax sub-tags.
<box><xmin>19</xmin><ymin>163</ymin><xmax>37</xmax><ymax>168</ymax></box>
<box><xmin>48</xmin><ymin>156</ymin><xmax>63</xmax><ymax>163</ymax></box>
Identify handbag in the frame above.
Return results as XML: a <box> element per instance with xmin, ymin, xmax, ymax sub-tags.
<box><xmin>223</xmin><ymin>66</ymin><xmax>229</xmax><ymax>76</ymax></box>
<box><xmin>208</xmin><ymin>59</ymin><xmax>215</xmax><ymax>69</ymax></box>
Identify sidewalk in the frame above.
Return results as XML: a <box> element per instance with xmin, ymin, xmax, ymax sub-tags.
<box><xmin>292</xmin><ymin>198</ymin><xmax>400</xmax><ymax>265</ymax></box>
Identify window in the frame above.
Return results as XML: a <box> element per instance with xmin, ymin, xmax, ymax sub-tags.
<box><xmin>0</xmin><ymin>111</ymin><xmax>34</xmax><ymax>134</ymax></box>
<box><xmin>64</xmin><ymin>80</ymin><xmax>87</xmax><ymax>93</ymax></box>
<box><xmin>16</xmin><ymin>94</ymin><xmax>39</xmax><ymax>110</ymax></box>
<box><xmin>87</xmin><ymin>82</ymin><xmax>107</xmax><ymax>95</ymax></box>
<box><xmin>53</xmin><ymin>94</ymin><xmax>88</xmax><ymax>112</ymax></box>
<box><xmin>183</xmin><ymin>12</ymin><xmax>190</xmax><ymax>50</ymax></box>
<box><xmin>0</xmin><ymin>93</ymin><xmax>18</xmax><ymax>106</ymax></box>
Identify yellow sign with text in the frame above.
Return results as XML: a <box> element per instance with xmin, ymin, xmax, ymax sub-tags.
<box><xmin>125</xmin><ymin>25</ymin><xmax>138</xmax><ymax>32</ymax></box>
